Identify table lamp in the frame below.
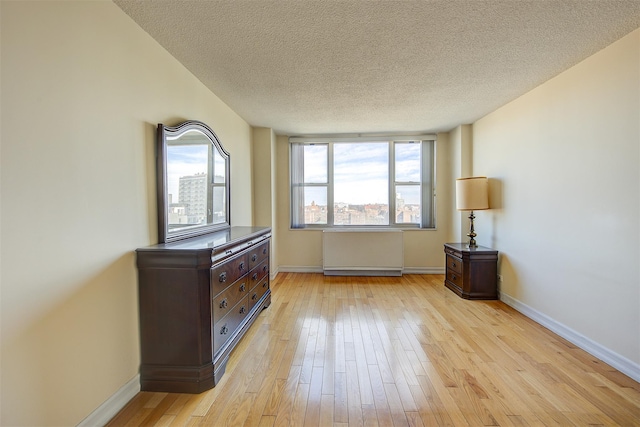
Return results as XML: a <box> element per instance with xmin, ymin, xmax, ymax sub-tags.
<box><xmin>456</xmin><ymin>177</ymin><xmax>489</xmax><ymax>248</ymax></box>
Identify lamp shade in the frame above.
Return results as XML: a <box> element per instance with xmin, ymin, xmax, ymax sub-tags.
<box><xmin>456</xmin><ymin>177</ymin><xmax>489</xmax><ymax>211</ymax></box>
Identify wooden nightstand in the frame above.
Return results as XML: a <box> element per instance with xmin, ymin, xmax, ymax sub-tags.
<box><xmin>444</xmin><ymin>243</ymin><xmax>498</xmax><ymax>300</ymax></box>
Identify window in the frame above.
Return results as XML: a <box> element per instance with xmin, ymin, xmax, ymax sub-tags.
<box><xmin>290</xmin><ymin>136</ymin><xmax>435</xmax><ymax>228</ymax></box>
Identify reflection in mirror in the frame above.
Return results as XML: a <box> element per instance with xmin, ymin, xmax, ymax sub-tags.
<box><xmin>158</xmin><ymin>121</ymin><xmax>230</xmax><ymax>243</ymax></box>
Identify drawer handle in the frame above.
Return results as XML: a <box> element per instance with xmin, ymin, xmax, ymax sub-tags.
<box><xmin>252</xmin><ymin>273</ymin><xmax>258</xmax><ymax>281</ymax></box>
<box><xmin>451</xmin><ymin>274</ymin><xmax>457</xmax><ymax>281</ymax></box>
<box><xmin>262</xmin><ymin>265</ymin><xmax>268</xmax><ymax>273</ymax></box>
<box><xmin>239</xmin><ymin>283</ymin><xmax>246</xmax><ymax>292</ymax></box>
<box><xmin>262</xmin><ymin>282</ymin><xmax>267</xmax><ymax>288</ymax></box>
<box><xmin>220</xmin><ymin>298</ymin><xmax>228</xmax><ymax>309</ymax></box>
<box><xmin>225</xmin><ymin>250</ymin><xmax>233</xmax><ymax>255</ymax></box>
<box><xmin>262</xmin><ymin>248</ymin><xmax>267</xmax><ymax>255</ymax></box>
<box><xmin>252</xmin><ymin>293</ymin><xmax>257</xmax><ymax>301</ymax></box>
<box><xmin>239</xmin><ymin>262</ymin><xmax>245</xmax><ymax>271</ymax></box>
<box><xmin>220</xmin><ymin>324</ymin><xmax>228</xmax><ymax>335</ymax></box>
<box><xmin>251</xmin><ymin>254</ymin><xmax>258</xmax><ymax>262</ymax></box>
<box><xmin>219</xmin><ymin>272</ymin><xmax>227</xmax><ymax>283</ymax></box>
<box><xmin>239</xmin><ymin>305</ymin><xmax>246</xmax><ymax>314</ymax></box>
<box><xmin>452</xmin><ymin>262</ymin><xmax>456</xmax><ymax>268</ymax></box>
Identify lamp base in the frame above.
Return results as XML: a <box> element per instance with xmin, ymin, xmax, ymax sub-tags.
<box><xmin>467</xmin><ymin>211</ymin><xmax>477</xmax><ymax>248</ymax></box>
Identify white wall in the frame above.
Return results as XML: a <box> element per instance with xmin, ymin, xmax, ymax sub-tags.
<box><xmin>472</xmin><ymin>29</ymin><xmax>640</xmax><ymax>370</ymax></box>
<box><xmin>252</xmin><ymin>127</ymin><xmax>278</xmax><ymax>272</ymax></box>
<box><xmin>0</xmin><ymin>2</ymin><xmax>252</xmax><ymax>425</ymax></box>
<box><xmin>274</xmin><ymin>133</ymin><xmax>454</xmax><ymax>272</ymax></box>
<box><xmin>448</xmin><ymin>124</ymin><xmax>474</xmax><ymax>241</ymax></box>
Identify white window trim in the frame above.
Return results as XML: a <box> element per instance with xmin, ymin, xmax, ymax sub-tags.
<box><xmin>290</xmin><ymin>134</ymin><xmax>436</xmax><ymax>143</ymax></box>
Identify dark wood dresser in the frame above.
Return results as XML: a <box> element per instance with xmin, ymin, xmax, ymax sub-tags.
<box><xmin>136</xmin><ymin>226</ymin><xmax>271</xmax><ymax>393</ymax></box>
<box><xmin>444</xmin><ymin>243</ymin><xmax>498</xmax><ymax>300</ymax></box>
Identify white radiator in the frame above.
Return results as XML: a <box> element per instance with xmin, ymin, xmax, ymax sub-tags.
<box><xmin>322</xmin><ymin>229</ymin><xmax>404</xmax><ymax>276</ymax></box>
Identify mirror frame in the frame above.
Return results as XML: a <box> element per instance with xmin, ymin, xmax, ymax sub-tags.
<box><xmin>157</xmin><ymin>120</ymin><xmax>231</xmax><ymax>243</ymax></box>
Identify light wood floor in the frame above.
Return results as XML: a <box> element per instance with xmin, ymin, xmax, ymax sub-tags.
<box><xmin>108</xmin><ymin>273</ymin><xmax>640</xmax><ymax>426</ymax></box>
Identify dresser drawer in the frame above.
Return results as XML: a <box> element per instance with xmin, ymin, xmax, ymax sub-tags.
<box><xmin>211</xmin><ymin>252</ymin><xmax>249</xmax><ymax>296</ymax></box>
<box><xmin>213</xmin><ymin>295</ymin><xmax>250</xmax><ymax>355</ymax></box>
<box><xmin>446</xmin><ymin>255</ymin><xmax>462</xmax><ymax>275</ymax></box>
<box><xmin>248</xmin><ymin>241</ymin><xmax>269</xmax><ymax>270</ymax></box>
<box><xmin>249</xmin><ymin>277</ymin><xmax>269</xmax><ymax>312</ymax></box>
<box><xmin>249</xmin><ymin>259</ymin><xmax>269</xmax><ymax>290</ymax></box>
<box><xmin>212</xmin><ymin>277</ymin><xmax>249</xmax><ymax>325</ymax></box>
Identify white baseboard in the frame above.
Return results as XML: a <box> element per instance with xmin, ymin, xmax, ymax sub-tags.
<box><xmin>278</xmin><ymin>265</ymin><xmax>324</xmax><ymax>273</ymax></box>
<box><xmin>500</xmin><ymin>293</ymin><xmax>640</xmax><ymax>383</ymax></box>
<box><xmin>324</xmin><ymin>268</ymin><xmax>402</xmax><ymax>277</ymax></box>
<box><xmin>77</xmin><ymin>375</ymin><xmax>140</xmax><ymax>427</ymax></box>
<box><xmin>277</xmin><ymin>266</ymin><xmax>445</xmax><ymax>275</ymax></box>
<box><xmin>403</xmin><ymin>267</ymin><xmax>445</xmax><ymax>274</ymax></box>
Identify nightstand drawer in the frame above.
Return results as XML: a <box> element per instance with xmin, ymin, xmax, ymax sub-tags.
<box><xmin>447</xmin><ymin>269</ymin><xmax>463</xmax><ymax>288</ymax></box>
<box><xmin>446</xmin><ymin>255</ymin><xmax>462</xmax><ymax>275</ymax></box>
<box><xmin>444</xmin><ymin>245</ymin><xmax>462</xmax><ymax>258</ymax></box>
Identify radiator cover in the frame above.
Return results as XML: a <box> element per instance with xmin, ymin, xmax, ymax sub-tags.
<box><xmin>322</xmin><ymin>229</ymin><xmax>404</xmax><ymax>276</ymax></box>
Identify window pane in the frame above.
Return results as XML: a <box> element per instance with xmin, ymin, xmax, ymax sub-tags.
<box><xmin>212</xmin><ymin>186</ymin><xmax>226</xmax><ymax>224</ymax></box>
<box><xmin>395</xmin><ymin>185</ymin><xmax>421</xmax><ymax>224</ymax></box>
<box><xmin>213</xmin><ymin>149</ymin><xmax>226</xmax><ymax>183</ymax></box>
<box><xmin>304</xmin><ymin>187</ymin><xmax>327</xmax><ymax>224</ymax></box>
<box><xmin>166</xmin><ymin>144</ymin><xmax>209</xmax><ymax>227</ymax></box>
<box><xmin>334</xmin><ymin>143</ymin><xmax>389</xmax><ymax>225</ymax></box>
<box><xmin>304</xmin><ymin>145</ymin><xmax>327</xmax><ymax>183</ymax></box>
<box><xmin>395</xmin><ymin>142</ymin><xmax>421</xmax><ymax>182</ymax></box>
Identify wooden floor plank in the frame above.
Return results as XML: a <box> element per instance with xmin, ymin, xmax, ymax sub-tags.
<box><xmin>303</xmin><ymin>366</ymin><xmax>324</xmax><ymax>426</ymax></box>
<box><xmin>106</xmin><ymin>274</ymin><xmax>640</xmax><ymax>427</ymax></box>
<box><xmin>367</xmin><ymin>363</ymin><xmax>394</xmax><ymax>426</ymax></box>
<box><xmin>105</xmin><ymin>392</ymin><xmax>154</xmax><ymax>426</ymax></box>
<box><xmin>319</xmin><ymin>393</ymin><xmax>335</xmax><ymax>427</ymax></box>
<box><xmin>345</xmin><ymin>359</ymin><xmax>364</xmax><ymax>426</ymax></box>
<box><xmin>273</xmin><ymin>364</ymin><xmax>302</xmax><ymax>427</ymax></box>
<box><xmin>139</xmin><ymin>394</ymin><xmax>179</xmax><ymax>427</ymax></box>
<box><xmin>334</xmin><ymin>371</ymin><xmax>349</xmax><ymax>424</ymax></box>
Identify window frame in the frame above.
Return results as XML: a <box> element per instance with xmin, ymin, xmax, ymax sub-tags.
<box><xmin>290</xmin><ymin>135</ymin><xmax>436</xmax><ymax>230</ymax></box>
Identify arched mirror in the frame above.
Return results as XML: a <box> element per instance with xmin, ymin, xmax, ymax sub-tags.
<box><xmin>157</xmin><ymin>120</ymin><xmax>230</xmax><ymax>243</ymax></box>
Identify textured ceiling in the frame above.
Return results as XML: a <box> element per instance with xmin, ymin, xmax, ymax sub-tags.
<box><xmin>114</xmin><ymin>0</ymin><xmax>640</xmax><ymax>136</ymax></box>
